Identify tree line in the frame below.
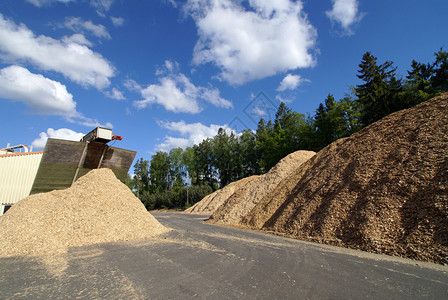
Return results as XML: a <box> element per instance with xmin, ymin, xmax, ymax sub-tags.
<box><xmin>127</xmin><ymin>49</ymin><xmax>448</xmax><ymax>210</ymax></box>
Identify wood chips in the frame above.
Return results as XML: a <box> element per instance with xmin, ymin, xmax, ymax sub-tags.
<box><xmin>0</xmin><ymin>168</ymin><xmax>169</xmax><ymax>257</ymax></box>
<box><xmin>207</xmin><ymin>150</ymin><xmax>316</xmax><ymax>226</ymax></box>
<box><xmin>241</xmin><ymin>93</ymin><xmax>448</xmax><ymax>264</ymax></box>
<box><xmin>185</xmin><ymin>176</ymin><xmax>259</xmax><ymax>215</ymax></box>
<box><xmin>189</xmin><ymin>93</ymin><xmax>448</xmax><ymax>265</ymax></box>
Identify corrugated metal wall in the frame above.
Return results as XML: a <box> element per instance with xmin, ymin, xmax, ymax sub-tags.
<box><xmin>0</xmin><ymin>152</ymin><xmax>43</xmax><ymax>213</ymax></box>
<box><xmin>30</xmin><ymin>139</ymin><xmax>136</xmax><ymax>195</ymax></box>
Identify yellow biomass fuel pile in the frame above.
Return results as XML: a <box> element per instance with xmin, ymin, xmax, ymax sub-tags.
<box><xmin>0</xmin><ymin>168</ymin><xmax>169</xmax><ymax>257</ymax></box>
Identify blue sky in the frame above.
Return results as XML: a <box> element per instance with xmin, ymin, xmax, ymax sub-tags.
<box><xmin>0</xmin><ymin>0</ymin><xmax>447</xmax><ymax>165</ymax></box>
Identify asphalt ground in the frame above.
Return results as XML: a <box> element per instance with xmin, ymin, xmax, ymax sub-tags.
<box><xmin>1</xmin><ymin>212</ymin><xmax>447</xmax><ymax>299</ymax></box>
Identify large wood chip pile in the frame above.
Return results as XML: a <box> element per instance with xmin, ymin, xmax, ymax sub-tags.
<box><xmin>0</xmin><ymin>168</ymin><xmax>169</xmax><ymax>257</ymax></box>
<box><xmin>184</xmin><ymin>176</ymin><xmax>259</xmax><ymax>215</ymax></box>
<box><xmin>242</xmin><ymin>93</ymin><xmax>448</xmax><ymax>264</ymax></box>
<box><xmin>207</xmin><ymin>150</ymin><xmax>316</xmax><ymax>226</ymax></box>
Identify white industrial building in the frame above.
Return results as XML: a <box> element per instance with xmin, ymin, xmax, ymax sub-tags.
<box><xmin>0</xmin><ymin>148</ymin><xmax>43</xmax><ymax>215</ymax></box>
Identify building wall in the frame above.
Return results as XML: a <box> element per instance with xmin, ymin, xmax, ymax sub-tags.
<box><xmin>0</xmin><ymin>151</ymin><xmax>43</xmax><ymax>215</ymax></box>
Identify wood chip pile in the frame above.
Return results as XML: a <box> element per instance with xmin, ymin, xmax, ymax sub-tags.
<box><xmin>241</xmin><ymin>93</ymin><xmax>448</xmax><ymax>264</ymax></box>
<box><xmin>207</xmin><ymin>150</ymin><xmax>316</xmax><ymax>226</ymax></box>
<box><xmin>184</xmin><ymin>176</ymin><xmax>259</xmax><ymax>215</ymax></box>
<box><xmin>0</xmin><ymin>168</ymin><xmax>169</xmax><ymax>257</ymax></box>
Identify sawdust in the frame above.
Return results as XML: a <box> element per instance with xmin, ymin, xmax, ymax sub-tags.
<box><xmin>0</xmin><ymin>168</ymin><xmax>170</xmax><ymax>257</ymax></box>
<box><xmin>242</xmin><ymin>93</ymin><xmax>448</xmax><ymax>265</ymax></box>
<box><xmin>184</xmin><ymin>175</ymin><xmax>259</xmax><ymax>215</ymax></box>
<box><xmin>207</xmin><ymin>150</ymin><xmax>315</xmax><ymax>226</ymax></box>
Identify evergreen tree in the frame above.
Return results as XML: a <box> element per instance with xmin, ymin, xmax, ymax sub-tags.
<box><xmin>229</xmin><ymin>132</ymin><xmax>244</xmax><ymax>182</ymax></box>
<box><xmin>255</xmin><ymin>118</ymin><xmax>276</xmax><ymax>173</ymax></box>
<box><xmin>431</xmin><ymin>49</ymin><xmax>448</xmax><ymax>92</ymax></box>
<box><xmin>313</xmin><ymin>94</ymin><xmax>336</xmax><ymax>150</ymax></box>
<box><xmin>239</xmin><ymin>129</ymin><xmax>260</xmax><ymax>177</ymax></box>
<box><xmin>355</xmin><ymin>52</ymin><xmax>402</xmax><ymax>126</ymax></box>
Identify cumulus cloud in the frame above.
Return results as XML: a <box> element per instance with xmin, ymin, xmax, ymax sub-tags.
<box><xmin>26</xmin><ymin>0</ymin><xmax>74</xmax><ymax>7</ymax></box>
<box><xmin>184</xmin><ymin>0</ymin><xmax>317</xmax><ymax>85</ymax></box>
<box><xmin>0</xmin><ymin>14</ymin><xmax>114</xmax><ymax>89</ymax></box>
<box><xmin>62</xmin><ymin>33</ymin><xmax>93</xmax><ymax>47</ymax></box>
<box><xmin>135</xmin><ymin>75</ymin><xmax>202</xmax><ymax>113</ymax></box>
<box><xmin>31</xmin><ymin>128</ymin><xmax>85</xmax><ymax>149</ymax></box>
<box><xmin>63</xmin><ymin>17</ymin><xmax>111</xmax><ymax>39</ymax></box>
<box><xmin>326</xmin><ymin>0</ymin><xmax>363</xmax><ymax>35</ymax></box>
<box><xmin>0</xmin><ymin>65</ymin><xmax>77</xmax><ymax>116</ymax></box>
<box><xmin>104</xmin><ymin>87</ymin><xmax>125</xmax><ymax>100</ymax></box>
<box><xmin>133</xmin><ymin>60</ymin><xmax>233</xmax><ymax>114</ymax></box>
<box><xmin>277</xmin><ymin>73</ymin><xmax>310</xmax><ymax>91</ymax></box>
<box><xmin>155</xmin><ymin>120</ymin><xmax>233</xmax><ymax>152</ymax></box>
<box><xmin>155</xmin><ymin>136</ymin><xmax>191</xmax><ymax>153</ymax></box>
<box><xmin>0</xmin><ymin>65</ymin><xmax>113</xmax><ymax>127</ymax></box>
<box><xmin>110</xmin><ymin>16</ymin><xmax>124</xmax><ymax>27</ymax></box>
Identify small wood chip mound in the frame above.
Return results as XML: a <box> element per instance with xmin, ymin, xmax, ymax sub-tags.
<box><xmin>0</xmin><ymin>168</ymin><xmax>170</xmax><ymax>257</ymax></box>
<box><xmin>242</xmin><ymin>92</ymin><xmax>448</xmax><ymax>265</ymax></box>
<box><xmin>185</xmin><ymin>176</ymin><xmax>259</xmax><ymax>215</ymax></box>
<box><xmin>207</xmin><ymin>150</ymin><xmax>316</xmax><ymax>226</ymax></box>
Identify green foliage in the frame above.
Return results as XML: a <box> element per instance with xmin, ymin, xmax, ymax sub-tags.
<box><xmin>355</xmin><ymin>52</ymin><xmax>403</xmax><ymax>126</ymax></box>
<box><xmin>239</xmin><ymin>129</ymin><xmax>260</xmax><ymax>176</ymax></box>
<box><xmin>312</xmin><ymin>94</ymin><xmax>361</xmax><ymax>151</ymax></box>
<box><xmin>169</xmin><ymin>147</ymin><xmax>185</xmax><ymax>189</ymax></box>
<box><xmin>131</xmin><ymin>158</ymin><xmax>150</xmax><ymax>196</ymax></box>
<box><xmin>149</xmin><ymin>151</ymin><xmax>171</xmax><ymax>192</ymax></box>
<box><xmin>139</xmin><ymin>185</ymin><xmax>212</xmax><ymax>210</ymax></box>
<box><xmin>355</xmin><ymin>49</ymin><xmax>447</xmax><ymax>127</ymax></box>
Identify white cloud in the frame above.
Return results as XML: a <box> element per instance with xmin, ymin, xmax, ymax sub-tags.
<box><xmin>326</xmin><ymin>0</ymin><xmax>363</xmax><ymax>35</ymax></box>
<box><xmin>277</xmin><ymin>73</ymin><xmax>309</xmax><ymax>91</ymax></box>
<box><xmin>200</xmin><ymin>88</ymin><xmax>233</xmax><ymax>109</ymax></box>
<box><xmin>26</xmin><ymin>0</ymin><xmax>74</xmax><ymax>7</ymax></box>
<box><xmin>0</xmin><ymin>65</ymin><xmax>113</xmax><ymax>128</ymax></box>
<box><xmin>63</xmin><ymin>17</ymin><xmax>111</xmax><ymax>39</ymax></box>
<box><xmin>252</xmin><ymin>106</ymin><xmax>267</xmax><ymax>118</ymax></box>
<box><xmin>67</xmin><ymin>115</ymin><xmax>113</xmax><ymax>128</ymax></box>
<box><xmin>124</xmin><ymin>79</ymin><xmax>142</xmax><ymax>91</ymax></box>
<box><xmin>62</xmin><ymin>33</ymin><xmax>93</xmax><ymax>47</ymax></box>
<box><xmin>184</xmin><ymin>0</ymin><xmax>317</xmax><ymax>85</ymax></box>
<box><xmin>133</xmin><ymin>60</ymin><xmax>232</xmax><ymax>113</ymax></box>
<box><xmin>104</xmin><ymin>87</ymin><xmax>125</xmax><ymax>100</ymax></box>
<box><xmin>91</xmin><ymin>0</ymin><xmax>115</xmax><ymax>16</ymax></box>
<box><xmin>0</xmin><ymin>14</ymin><xmax>114</xmax><ymax>89</ymax></box>
<box><xmin>275</xmin><ymin>94</ymin><xmax>294</xmax><ymax>103</ymax></box>
<box><xmin>31</xmin><ymin>128</ymin><xmax>85</xmax><ymax>149</ymax></box>
<box><xmin>135</xmin><ymin>75</ymin><xmax>202</xmax><ymax>113</ymax></box>
<box><xmin>110</xmin><ymin>16</ymin><xmax>124</xmax><ymax>27</ymax></box>
<box><xmin>0</xmin><ymin>65</ymin><xmax>77</xmax><ymax>116</ymax></box>
<box><xmin>155</xmin><ymin>137</ymin><xmax>190</xmax><ymax>152</ymax></box>
<box><xmin>155</xmin><ymin>120</ymin><xmax>233</xmax><ymax>151</ymax></box>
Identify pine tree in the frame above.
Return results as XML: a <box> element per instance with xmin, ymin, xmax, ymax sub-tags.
<box><xmin>431</xmin><ymin>49</ymin><xmax>448</xmax><ymax>92</ymax></box>
<box><xmin>355</xmin><ymin>52</ymin><xmax>402</xmax><ymax>126</ymax></box>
